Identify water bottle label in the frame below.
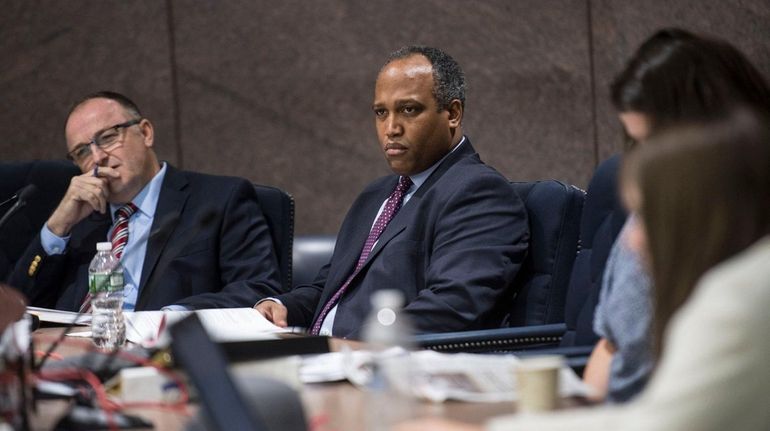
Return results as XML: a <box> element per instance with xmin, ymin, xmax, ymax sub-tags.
<box><xmin>89</xmin><ymin>273</ymin><xmax>108</xmax><ymax>293</ymax></box>
<box><xmin>89</xmin><ymin>272</ymin><xmax>123</xmax><ymax>293</ymax></box>
<box><xmin>109</xmin><ymin>272</ymin><xmax>124</xmax><ymax>291</ymax></box>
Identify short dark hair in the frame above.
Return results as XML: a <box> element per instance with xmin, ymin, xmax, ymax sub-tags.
<box><xmin>385</xmin><ymin>46</ymin><xmax>466</xmax><ymax>111</ymax></box>
<box><xmin>68</xmin><ymin>91</ymin><xmax>143</xmax><ymax>121</ymax></box>
<box><xmin>611</xmin><ymin>28</ymin><xmax>770</xmax><ymax>133</ymax></box>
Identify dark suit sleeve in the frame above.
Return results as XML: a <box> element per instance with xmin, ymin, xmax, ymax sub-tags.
<box><xmin>275</xmin><ymin>263</ymin><xmax>330</xmax><ymax>327</ymax></box>
<box><xmin>403</xmin><ymin>171</ymin><xmax>529</xmax><ymax>333</ymax></box>
<box><xmin>173</xmin><ymin>180</ymin><xmax>283</xmax><ymax>309</ymax></box>
<box><xmin>7</xmin><ymin>235</ymin><xmax>74</xmax><ymax>309</ymax></box>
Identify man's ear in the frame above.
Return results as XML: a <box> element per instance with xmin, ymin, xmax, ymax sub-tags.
<box><xmin>447</xmin><ymin>99</ymin><xmax>463</xmax><ymax>129</ymax></box>
<box><xmin>140</xmin><ymin>119</ymin><xmax>155</xmax><ymax>148</ymax></box>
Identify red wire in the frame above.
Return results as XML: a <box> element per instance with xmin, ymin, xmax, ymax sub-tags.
<box><xmin>310</xmin><ymin>413</ymin><xmax>331</xmax><ymax>431</ymax></box>
<box><xmin>35</xmin><ymin>368</ymin><xmax>119</xmax><ymax>431</ymax></box>
<box><xmin>32</xmin><ymin>335</ymin><xmax>193</xmax><ymax>426</ymax></box>
<box><xmin>34</xmin><ymin>350</ymin><xmax>63</xmax><ymax>360</ymax></box>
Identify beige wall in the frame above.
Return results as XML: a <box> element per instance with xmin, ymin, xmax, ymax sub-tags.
<box><xmin>2</xmin><ymin>1</ymin><xmax>769</xmax><ymax>234</ymax></box>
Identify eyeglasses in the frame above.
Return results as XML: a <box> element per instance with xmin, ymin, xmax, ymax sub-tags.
<box><xmin>67</xmin><ymin>118</ymin><xmax>143</xmax><ymax>164</ymax></box>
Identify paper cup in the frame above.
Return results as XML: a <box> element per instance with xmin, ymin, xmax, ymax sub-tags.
<box><xmin>515</xmin><ymin>355</ymin><xmax>563</xmax><ymax>412</ymax></box>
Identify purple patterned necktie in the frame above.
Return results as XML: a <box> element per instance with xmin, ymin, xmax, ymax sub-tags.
<box><xmin>310</xmin><ymin>176</ymin><xmax>413</xmax><ymax>335</ymax></box>
<box><xmin>79</xmin><ymin>203</ymin><xmax>137</xmax><ymax>313</ymax></box>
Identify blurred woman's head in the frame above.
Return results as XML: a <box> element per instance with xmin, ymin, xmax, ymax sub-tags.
<box><xmin>611</xmin><ymin>28</ymin><xmax>770</xmax><ymax>143</ymax></box>
<box><xmin>621</xmin><ymin>108</ymin><xmax>770</xmax><ymax>356</ymax></box>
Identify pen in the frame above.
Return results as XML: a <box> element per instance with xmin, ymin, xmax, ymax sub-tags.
<box><xmin>93</xmin><ymin>166</ymin><xmax>99</xmax><ymax>177</ymax></box>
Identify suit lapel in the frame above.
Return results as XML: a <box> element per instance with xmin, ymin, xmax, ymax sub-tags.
<box><xmin>316</xmin><ymin>179</ymin><xmax>396</xmax><ymax>308</ymax></box>
<box><xmin>71</xmin><ymin>212</ymin><xmax>112</xmax><ymax>249</ymax></box>
<box><xmin>318</xmin><ymin>140</ymin><xmax>477</xmax><ymax>314</ymax></box>
<box><xmin>135</xmin><ymin>166</ymin><xmax>190</xmax><ymax>309</ymax></box>
<box><xmin>361</xmin><ymin>140</ymin><xmax>476</xmax><ymax>268</ymax></box>
<box><xmin>364</xmin><ymin>195</ymin><xmax>416</xmax><ymax>262</ymax></box>
<box><xmin>68</xmin><ymin>212</ymin><xmax>112</xmax><ymax>308</ymax></box>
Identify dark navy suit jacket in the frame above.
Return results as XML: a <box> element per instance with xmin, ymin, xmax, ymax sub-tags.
<box><xmin>9</xmin><ymin>165</ymin><xmax>283</xmax><ymax>311</ymax></box>
<box><xmin>278</xmin><ymin>140</ymin><xmax>529</xmax><ymax>339</ymax></box>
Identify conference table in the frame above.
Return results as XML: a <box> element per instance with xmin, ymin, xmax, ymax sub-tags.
<box><xmin>29</xmin><ymin>327</ymin><xmax>574</xmax><ymax>431</ymax></box>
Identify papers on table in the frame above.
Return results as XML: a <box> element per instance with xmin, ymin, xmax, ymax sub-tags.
<box><xmin>300</xmin><ymin>349</ymin><xmax>373</xmax><ymax>383</ymax></box>
<box><xmin>26</xmin><ymin>306</ymin><xmax>288</xmax><ymax>344</ymax></box>
<box><xmin>124</xmin><ymin>307</ymin><xmax>287</xmax><ymax>345</ymax></box>
<box><xmin>300</xmin><ymin>349</ymin><xmax>593</xmax><ymax>403</ymax></box>
<box><xmin>26</xmin><ymin>306</ymin><xmax>90</xmax><ymax>325</ymax></box>
<box><xmin>388</xmin><ymin>350</ymin><xmax>592</xmax><ymax>402</ymax></box>
<box><xmin>64</xmin><ymin>331</ymin><xmax>92</xmax><ymax>338</ymax></box>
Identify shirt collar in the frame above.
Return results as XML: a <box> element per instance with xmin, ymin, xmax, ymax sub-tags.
<box><xmin>110</xmin><ymin>162</ymin><xmax>167</xmax><ymax>220</ymax></box>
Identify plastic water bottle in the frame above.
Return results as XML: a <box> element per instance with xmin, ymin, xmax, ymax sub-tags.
<box><xmin>89</xmin><ymin>242</ymin><xmax>125</xmax><ymax>349</ymax></box>
<box><xmin>361</xmin><ymin>290</ymin><xmax>415</xmax><ymax>430</ymax></box>
<box><xmin>361</xmin><ymin>289</ymin><xmax>414</xmax><ymax>351</ymax></box>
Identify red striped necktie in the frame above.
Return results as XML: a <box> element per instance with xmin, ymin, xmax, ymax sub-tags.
<box><xmin>110</xmin><ymin>203</ymin><xmax>138</xmax><ymax>259</ymax></box>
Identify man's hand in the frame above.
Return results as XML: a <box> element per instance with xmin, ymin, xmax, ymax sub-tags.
<box><xmin>46</xmin><ymin>167</ymin><xmax>120</xmax><ymax>237</ymax></box>
<box><xmin>254</xmin><ymin>300</ymin><xmax>288</xmax><ymax>327</ymax></box>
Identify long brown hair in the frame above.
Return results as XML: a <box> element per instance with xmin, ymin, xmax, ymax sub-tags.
<box><xmin>623</xmin><ymin>108</ymin><xmax>770</xmax><ymax>357</ymax></box>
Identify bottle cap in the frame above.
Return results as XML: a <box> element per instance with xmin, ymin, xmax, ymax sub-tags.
<box><xmin>96</xmin><ymin>242</ymin><xmax>112</xmax><ymax>251</ymax></box>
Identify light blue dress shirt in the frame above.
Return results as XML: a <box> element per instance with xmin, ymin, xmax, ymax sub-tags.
<box><xmin>41</xmin><ymin>163</ymin><xmax>168</xmax><ymax>310</ymax></box>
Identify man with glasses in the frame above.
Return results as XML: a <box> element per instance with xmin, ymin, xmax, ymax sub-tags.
<box><xmin>9</xmin><ymin>91</ymin><xmax>283</xmax><ymax>311</ymax></box>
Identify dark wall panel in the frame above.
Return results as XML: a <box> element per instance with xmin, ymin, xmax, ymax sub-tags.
<box><xmin>591</xmin><ymin>0</ymin><xmax>770</xmax><ymax>160</ymax></box>
<box><xmin>172</xmin><ymin>0</ymin><xmax>593</xmax><ymax>234</ymax></box>
<box><xmin>2</xmin><ymin>1</ymin><xmax>769</xmax><ymax>235</ymax></box>
<box><xmin>0</xmin><ymin>1</ymin><xmax>177</xmax><ymax>165</ymax></box>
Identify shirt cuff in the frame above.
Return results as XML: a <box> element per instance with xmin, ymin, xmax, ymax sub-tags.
<box><xmin>161</xmin><ymin>305</ymin><xmax>189</xmax><ymax>311</ymax></box>
<box><xmin>255</xmin><ymin>297</ymin><xmax>283</xmax><ymax>307</ymax></box>
<box><xmin>40</xmin><ymin>223</ymin><xmax>70</xmax><ymax>255</ymax></box>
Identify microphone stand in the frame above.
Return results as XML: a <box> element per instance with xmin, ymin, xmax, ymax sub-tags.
<box><xmin>35</xmin><ymin>309</ymin><xmax>88</xmax><ymax>371</ymax></box>
<box><xmin>0</xmin><ymin>199</ymin><xmax>27</xmax><ymax>231</ymax></box>
<box><xmin>0</xmin><ymin>185</ymin><xmax>36</xmax><ymax>231</ymax></box>
<box><xmin>18</xmin><ymin>354</ymin><xmax>30</xmax><ymax>431</ymax></box>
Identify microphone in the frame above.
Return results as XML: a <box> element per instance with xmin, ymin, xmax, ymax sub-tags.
<box><xmin>0</xmin><ymin>184</ymin><xmax>38</xmax><ymax>231</ymax></box>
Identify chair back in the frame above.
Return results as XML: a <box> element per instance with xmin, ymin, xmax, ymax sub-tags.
<box><xmin>252</xmin><ymin>185</ymin><xmax>295</xmax><ymax>291</ymax></box>
<box><xmin>561</xmin><ymin>155</ymin><xmax>627</xmax><ymax>346</ymax></box>
<box><xmin>506</xmin><ymin>180</ymin><xmax>585</xmax><ymax>326</ymax></box>
<box><xmin>292</xmin><ymin>234</ymin><xmax>336</xmax><ymax>288</ymax></box>
<box><xmin>0</xmin><ymin>160</ymin><xmax>80</xmax><ymax>280</ymax></box>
